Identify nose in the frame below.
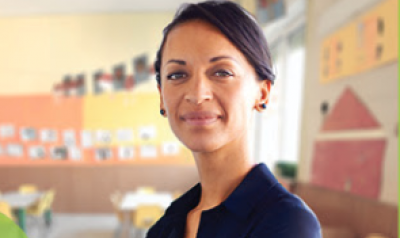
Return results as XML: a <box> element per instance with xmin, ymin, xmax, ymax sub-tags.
<box><xmin>184</xmin><ymin>74</ymin><xmax>213</xmax><ymax>105</ymax></box>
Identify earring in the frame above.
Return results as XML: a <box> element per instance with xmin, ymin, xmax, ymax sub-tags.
<box><xmin>160</xmin><ymin>109</ymin><xmax>166</xmax><ymax>115</ymax></box>
<box><xmin>261</xmin><ymin>103</ymin><xmax>267</xmax><ymax>109</ymax></box>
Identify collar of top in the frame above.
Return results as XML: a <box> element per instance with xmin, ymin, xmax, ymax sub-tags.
<box><xmin>165</xmin><ymin>163</ymin><xmax>279</xmax><ymax>220</ymax></box>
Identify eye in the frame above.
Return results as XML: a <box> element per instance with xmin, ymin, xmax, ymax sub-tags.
<box><xmin>214</xmin><ymin>70</ymin><xmax>233</xmax><ymax>77</ymax></box>
<box><xmin>167</xmin><ymin>72</ymin><xmax>187</xmax><ymax>80</ymax></box>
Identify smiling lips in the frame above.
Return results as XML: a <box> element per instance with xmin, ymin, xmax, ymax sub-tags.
<box><xmin>181</xmin><ymin>111</ymin><xmax>221</xmax><ymax>126</ymax></box>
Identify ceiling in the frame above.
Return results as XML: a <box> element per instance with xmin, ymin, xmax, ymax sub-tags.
<box><xmin>0</xmin><ymin>0</ymin><xmax>201</xmax><ymax>17</ymax></box>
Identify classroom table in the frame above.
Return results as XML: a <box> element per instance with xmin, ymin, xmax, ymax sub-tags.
<box><xmin>0</xmin><ymin>191</ymin><xmax>44</xmax><ymax>232</ymax></box>
<box><xmin>117</xmin><ymin>192</ymin><xmax>173</xmax><ymax>238</ymax></box>
<box><xmin>120</xmin><ymin>192</ymin><xmax>173</xmax><ymax>211</ymax></box>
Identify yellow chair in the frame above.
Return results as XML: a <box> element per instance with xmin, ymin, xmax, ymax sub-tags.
<box><xmin>26</xmin><ymin>190</ymin><xmax>55</xmax><ymax>236</ymax></box>
<box><xmin>133</xmin><ymin>205</ymin><xmax>163</xmax><ymax>238</ymax></box>
<box><xmin>19</xmin><ymin>184</ymin><xmax>38</xmax><ymax>194</ymax></box>
<box><xmin>0</xmin><ymin>201</ymin><xmax>15</xmax><ymax>221</ymax></box>
<box><xmin>27</xmin><ymin>190</ymin><xmax>55</xmax><ymax>216</ymax></box>
<box><xmin>136</xmin><ymin>187</ymin><xmax>155</xmax><ymax>195</ymax></box>
<box><xmin>110</xmin><ymin>191</ymin><xmax>125</xmax><ymax>238</ymax></box>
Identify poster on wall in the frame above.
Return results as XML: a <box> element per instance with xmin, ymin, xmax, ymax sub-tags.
<box><xmin>320</xmin><ymin>0</ymin><xmax>398</xmax><ymax>83</ymax></box>
<box><xmin>162</xmin><ymin>142</ymin><xmax>180</xmax><ymax>156</ymax></box>
<box><xmin>139</xmin><ymin>126</ymin><xmax>156</xmax><ymax>141</ymax></box>
<box><xmin>140</xmin><ymin>145</ymin><xmax>157</xmax><ymax>158</ymax></box>
<box><xmin>93</xmin><ymin>70</ymin><xmax>104</xmax><ymax>95</ymax></box>
<box><xmin>96</xmin><ymin>130</ymin><xmax>112</xmax><ymax>144</ymax></box>
<box><xmin>113</xmin><ymin>64</ymin><xmax>126</xmax><ymax>91</ymax></box>
<box><xmin>29</xmin><ymin>146</ymin><xmax>46</xmax><ymax>160</ymax></box>
<box><xmin>256</xmin><ymin>0</ymin><xmax>286</xmax><ymax>25</ymax></box>
<box><xmin>95</xmin><ymin>148</ymin><xmax>113</xmax><ymax>161</ymax></box>
<box><xmin>21</xmin><ymin>127</ymin><xmax>37</xmax><ymax>141</ymax></box>
<box><xmin>68</xmin><ymin>147</ymin><xmax>82</xmax><ymax>161</ymax></box>
<box><xmin>63</xmin><ymin>130</ymin><xmax>76</xmax><ymax>147</ymax></box>
<box><xmin>116</xmin><ymin>129</ymin><xmax>134</xmax><ymax>142</ymax></box>
<box><xmin>62</xmin><ymin>75</ymin><xmax>73</xmax><ymax>97</ymax></box>
<box><xmin>77</xmin><ymin>74</ymin><xmax>86</xmax><ymax>96</ymax></box>
<box><xmin>7</xmin><ymin>144</ymin><xmax>23</xmax><ymax>158</ymax></box>
<box><xmin>133</xmin><ymin>55</ymin><xmax>150</xmax><ymax>85</ymax></box>
<box><xmin>40</xmin><ymin>129</ymin><xmax>57</xmax><ymax>143</ymax></box>
<box><xmin>118</xmin><ymin>146</ymin><xmax>135</xmax><ymax>160</ymax></box>
<box><xmin>51</xmin><ymin>146</ymin><xmax>68</xmax><ymax>160</ymax></box>
<box><xmin>81</xmin><ymin>130</ymin><xmax>93</xmax><ymax>148</ymax></box>
<box><xmin>0</xmin><ymin>124</ymin><xmax>15</xmax><ymax>139</ymax></box>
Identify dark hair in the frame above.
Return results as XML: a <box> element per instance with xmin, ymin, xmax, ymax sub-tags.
<box><xmin>154</xmin><ymin>0</ymin><xmax>275</xmax><ymax>85</ymax></box>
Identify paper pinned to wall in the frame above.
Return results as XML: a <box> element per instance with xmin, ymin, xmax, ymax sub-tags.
<box><xmin>140</xmin><ymin>145</ymin><xmax>157</xmax><ymax>158</ymax></box>
<box><xmin>118</xmin><ymin>146</ymin><xmax>135</xmax><ymax>160</ymax></box>
<box><xmin>21</xmin><ymin>127</ymin><xmax>37</xmax><ymax>141</ymax></box>
<box><xmin>51</xmin><ymin>146</ymin><xmax>68</xmax><ymax>160</ymax></box>
<box><xmin>40</xmin><ymin>129</ymin><xmax>58</xmax><ymax>143</ymax></box>
<box><xmin>63</xmin><ymin>130</ymin><xmax>76</xmax><ymax>146</ymax></box>
<box><xmin>69</xmin><ymin>147</ymin><xmax>82</xmax><ymax>161</ymax></box>
<box><xmin>162</xmin><ymin>142</ymin><xmax>180</xmax><ymax>156</ymax></box>
<box><xmin>81</xmin><ymin>130</ymin><xmax>93</xmax><ymax>148</ymax></box>
<box><xmin>7</xmin><ymin>144</ymin><xmax>23</xmax><ymax>157</ymax></box>
<box><xmin>116</xmin><ymin>129</ymin><xmax>134</xmax><ymax>142</ymax></box>
<box><xmin>139</xmin><ymin>126</ymin><xmax>156</xmax><ymax>141</ymax></box>
<box><xmin>95</xmin><ymin>148</ymin><xmax>113</xmax><ymax>161</ymax></box>
<box><xmin>29</xmin><ymin>146</ymin><xmax>46</xmax><ymax>160</ymax></box>
<box><xmin>0</xmin><ymin>124</ymin><xmax>15</xmax><ymax>138</ymax></box>
<box><xmin>96</xmin><ymin>130</ymin><xmax>112</xmax><ymax>144</ymax></box>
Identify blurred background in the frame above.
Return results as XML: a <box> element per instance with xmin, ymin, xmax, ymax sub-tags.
<box><xmin>0</xmin><ymin>0</ymin><xmax>397</xmax><ymax>237</ymax></box>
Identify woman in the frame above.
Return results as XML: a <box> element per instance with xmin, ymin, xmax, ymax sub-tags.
<box><xmin>148</xmin><ymin>1</ymin><xmax>321</xmax><ymax>238</ymax></box>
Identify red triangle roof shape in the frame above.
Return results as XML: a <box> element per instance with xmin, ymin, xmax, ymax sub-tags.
<box><xmin>322</xmin><ymin>87</ymin><xmax>380</xmax><ymax>131</ymax></box>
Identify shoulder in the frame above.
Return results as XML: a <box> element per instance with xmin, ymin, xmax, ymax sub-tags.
<box><xmin>251</xmin><ymin>186</ymin><xmax>322</xmax><ymax>238</ymax></box>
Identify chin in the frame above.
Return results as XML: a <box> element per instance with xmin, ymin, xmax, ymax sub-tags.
<box><xmin>178</xmin><ymin>134</ymin><xmax>224</xmax><ymax>153</ymax></box>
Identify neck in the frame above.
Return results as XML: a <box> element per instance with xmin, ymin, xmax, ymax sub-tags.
<box><xmin>192</xmin><ymin>138</ymin><xmax>255</xmax><ymax>211</ymax></box>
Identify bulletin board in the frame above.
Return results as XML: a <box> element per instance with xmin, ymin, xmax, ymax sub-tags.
<box><xmin>0</xmin><ymin>92</ymin><xmax>193</xmax><ymax>166</ymax></box>
<box><xmin>320</xmin><ymin>0</ymin><xmax>398</xmax><ymax>83</ymax></box>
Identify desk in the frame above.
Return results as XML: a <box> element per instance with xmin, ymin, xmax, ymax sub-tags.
<box><xmin>117</xmin><ymin>192</ymin><xmax>173</xmax><ymax>238</ymax></box>
<box><xmin>0</xmin><ymin>191</ymin><xmax>43</xmax><ymax>232</ymax></box>
<box><xmin>120</xmin><ymin>192</ymin><xmax>173</xmax><ymax>211</ymax></box>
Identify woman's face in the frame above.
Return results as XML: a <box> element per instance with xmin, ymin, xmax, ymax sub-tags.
<box><xmin>159</xmin><ymin>20</ymin><xmax>269</xmax><ymax>153</ymax></box>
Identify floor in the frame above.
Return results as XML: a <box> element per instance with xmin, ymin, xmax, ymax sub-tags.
<box><xmin>24</xmin><ymin>213</ymin><xmax>137</xmax><ymax>238</ymax></box>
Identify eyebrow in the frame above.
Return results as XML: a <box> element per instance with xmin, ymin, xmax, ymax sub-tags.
<box><xmin>165</xmin><ymin>55</ymin><xmax>238</xmax><ymax>66</ymax></box>
<box><xmin>166</xmin><ymin>59</ymin><xmax>186</xmax><ymax>65</ymax></box>
<box><xmin>209</xmin><ymin>56</ymin><xmax>237</xmax><ymax>63</ymax></box>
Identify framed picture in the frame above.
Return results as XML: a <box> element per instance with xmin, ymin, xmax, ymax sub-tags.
<box><xmin>140</xmin><ymin>144</ymin><xmax>157</xmax><ymax>158</ymax></box>
<box><xmin>113</xmin><ymin>64</ymin><xmax>126</xmax><ymax>91</ymax></box>
<box><xmin>40</xmin><ymin>129</ymin><xmax>58</xmax><ymax>143</ymax></box>
<box><xmin>93</xmin><ymin>70</ymin><xmax>104</xmax><ymax>95</ymax></box>
<box><xmin>95</xmin><ymin>148</ymin><xmax>113</xmax><ymax>161</ymax></box>
<box><xmin>118</xmin><ymin>146</ymin><xmax>135</xmax><ymax>160</ymax></box>
<box><xmin>68</xmin><ymin>147</ymin><xmax>82</xmax><ymax>161</ymax></box>
<box><xmin>21</xmin><ymin>127</ymin><xmax>37</xmax><ymax>141</ymax></box>
<box><xmin>133</xmin><ymin>55</ymin><xmax>150</xmax><ymax>85</ymax></box>
<box><xmin>7</xmin><ymin>144</ymin><xmax>23</xmax><ymax>157</ymax></box>
<box><xmin>29</xmin><ymin>146</ymin><xmax>46</xmax><ymax>160</ymax></box>
<box><xmin>51</xmin><ymin>146</ymin><xmax>68</xmax><ymax>160</ymax></box>
<box><xmin>256</xmin><ymin>0</ymin><xmax>286</xmax><ymax>25</ymax></box>
<box><xmin>0</xmin><ymin>124</ymin><xmax>15</xmax><ymax>139</ymax></box>
<box><xmin>162</xmin><ymin>142</ymin><xmax>180</xmax><ymax>156</ymax></box>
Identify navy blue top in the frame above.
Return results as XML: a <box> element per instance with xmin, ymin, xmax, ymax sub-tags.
<box><xmin>146</xmin><ymin>163</ymin><xmax>321</xmax><ymax>238</ymax></box>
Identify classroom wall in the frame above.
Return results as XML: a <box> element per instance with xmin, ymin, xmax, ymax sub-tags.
<box><xmin>0</xmin><ymin>12</ymin><xmax>173</xmax><ymax>95</ymax></box>
<box><xmin>0</xmin><ymin>12</ymin><xmax>202</xmax><ymax>212</ymax></box>
<box><xmin>299</xmin><ymin>0</ymin><xmax>398</xmax><ymax>205</ymax></box>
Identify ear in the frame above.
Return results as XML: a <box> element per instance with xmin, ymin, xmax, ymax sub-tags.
<box><xmin>157</xmin><ymin>84</ymin><xmax>167</xmax><ymax>117</ymax></box>
<box><xmin>254</xmin><ymin>80</ymin><xmax>272</xmax><ymax>112</ymax></box>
